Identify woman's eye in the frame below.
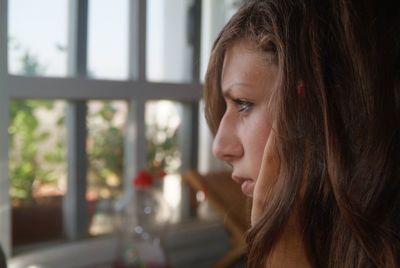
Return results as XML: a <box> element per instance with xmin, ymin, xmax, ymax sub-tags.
<box><xmin>234</xmin><ymin>99</ymin><xmax>253</xmax><ymax>113</ymax></box>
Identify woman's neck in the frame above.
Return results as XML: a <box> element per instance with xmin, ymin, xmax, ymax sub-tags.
<box><xmin>265</xmin><ymin>220</ymin><xmax>311</xmax><ymax>268</ymax></box>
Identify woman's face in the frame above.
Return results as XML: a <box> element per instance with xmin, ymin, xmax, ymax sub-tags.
<box><xmin>212</xmin><ymin>39</ymin><xmax>277</xmax><ymax>198</ymax></box>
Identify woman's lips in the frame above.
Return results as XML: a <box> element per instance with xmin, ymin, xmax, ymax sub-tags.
<box><xmin>232</xmin><ymin>176</ymin><xmax>255</xmax><ymax>197</ymax></box>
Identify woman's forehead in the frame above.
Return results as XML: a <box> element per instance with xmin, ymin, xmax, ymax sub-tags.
<box><xmin>221</xmin><ymin>41</ymin><xmax>277</xmax><ymax>88</ymax></box>
<box><xmin>219</xmin><ymin>48</ymin><xmax>278</xmax><ymax>108</ymax></box>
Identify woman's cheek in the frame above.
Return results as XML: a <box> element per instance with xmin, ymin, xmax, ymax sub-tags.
<box><xmin>251</xmin><ymin>126</ymin><xmax>280</xmax><ymax>225</ymax></box>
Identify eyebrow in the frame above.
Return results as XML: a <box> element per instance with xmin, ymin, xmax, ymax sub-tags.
<box><xmin>221</xmin><ymin>82</ymin><xmax>253</xmax><ymax>98</ymax></box>
<box><xmin>221</xmin><ymin>87</ymin><xmax>233</xmax><ymax>99</ymax></box>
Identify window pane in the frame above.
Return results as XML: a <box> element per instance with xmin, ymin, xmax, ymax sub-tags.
<box><xmin>88</xmin><ymin>0</ymin><xmax>129</xmax><ymax>80</ymax></box>
<box><xmin>87</xmin><ymin>100</ymin><xmax>127</xmax><ymax>236</ymax></box>
<box><xmin>146</xmin><ymin>0</ymin><xmax>194</xmax><ymax>83</ymax></box>
<box><xmin>8</xmin><ymin>0</ymin><xmax>68</xmax><ymax>77</ymax></box>
<box><xmin>9</xmin><ymin>100</ymin><xmax>67</xmax><ymax>248</ymax></box>
<box><xmin>146</xmin><ymin>101</ymin><xmax>182</xmax><ymax>173</ymax></box>
<box><xmin>146</xmin><ymin>100</ymin><xmax>183</xmax><ymax>222</ymax></box>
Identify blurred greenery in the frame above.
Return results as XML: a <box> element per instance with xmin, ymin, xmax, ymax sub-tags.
<box><xmin>9</xmin><ymin>99</ymin><xmax>64</xmax><ymax>204</ymax></box>
<box><xmin>147</xmin><ymin>121</ymin><xmax>180</xmax><ymax>173</ymax></box>
<box><xmin>9</xmin><ymin>50</ymin><xmax>64</xmax><ymax>204</ymax></box>
<box><xmin>9</xmin><ymin>43</ymin><xmax>180</xmax><ymax>205</ymax></box>
<box><xmin>87</xmin><ymin>101</ymin><xmax>124</xmax><ymax>199</ymax></box>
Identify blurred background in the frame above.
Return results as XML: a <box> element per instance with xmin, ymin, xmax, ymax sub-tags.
<box><xmin>0</xmin><ymin>0</ymin><xmax>246</xmax><ymax>267</ymax></box>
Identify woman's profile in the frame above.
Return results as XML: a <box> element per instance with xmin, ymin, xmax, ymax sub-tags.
<box><xmin>204</xmin><ymin>0</ymin><xmax>400</xmax><ymax>267</ymax></box>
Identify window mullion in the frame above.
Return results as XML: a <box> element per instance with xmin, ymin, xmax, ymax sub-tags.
<box><xmin>64</xmin><ymin>0</ymin><xmax>89</xmax><ymax>240</ymax></box>
<box><xmin>0</xmin><ymin>0</ymin><xmax>10</xmax><ymax>259</ymax></box>
<box><xmin>190</xmin><ymin>0</ymin><xmax>202</xmax><ymax>82</ymax></box>
<box><xmin>128</xmin><ymin>0</ymin><xmax>147</xmax><ymax>81</ymax></box>
<box><xmin>189</xmin><ymin>0</ymin><xmax>202</xmax><ymax>170</ymax></box>
<box><xmin>179</xmin><ymin>103</ymin><xmax>199</xmax><ymax>171</ymax></box>
<box><xmin>176</xmin><ymin>0</ymin><xmax>202</xmax><ymax>219</ymax></box>
<box><xmin>138</xmin><ymin>0</ymin><xmax>147</xmax><ymax>81</ymax></box>
<box><xmin>65</xmin><ymin>101</ymin><xmax>88</xmax><ymax>240</ymax></box>
<box><xmin>178</xmin><ymin>102</ymin><xmax>200</xmax><ymax>219</ymax></box>
<box><xmin>124</xmin><ymin>99</ymin><xmax>147</xmax><ymax>189</ymax></box>
<box><xmin>68</xmin><ymin>0</ymin><xmax>88</xmax><ymax>76</ymax></box>
<box><xmin>124</xmin><ymin>0</ymin><xmax>147</xmax><ymax>188</ymax></box>
<box><xmin>8</xmin><ymin>77</ymin><xmax>202</xmax><ymax>100</ymax></box>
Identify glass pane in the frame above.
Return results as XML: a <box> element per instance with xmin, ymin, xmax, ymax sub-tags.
<box><xmin>8</xmin><ymin>0</ymin><xmax>68</xmax><ymax>77</ymax></box>
<box><xmin>146</xmin><ymin>100</ymin><xmax>183</xmax><ymax>222</ymax></box>
<box><xmin>87</xmin><ymin>100</ymin><xmax>127</xmax><ymax>236</ymax></box>
<box><xmin>146</xmin><ymin>0</ymin><xmax>194</xmax><ymax>83</ymax></box>
<box><xmin>200</xmin><ymin>0</ymin><xmax>241</xmax><ymax>81</ymax></box>
<box><xmin>88</xmin><ymin>0</ymin><xmax>129</xmax><ymax>80</ymax></box>
<box><xmin>146</xmin><ymin>101</ymin><xmax>182</xmax><ymax>173</ymax></box>
<box><xmin>9</xmin><ymin>100</ymin><xmax>67</xmax><ymax>248</ymax></box>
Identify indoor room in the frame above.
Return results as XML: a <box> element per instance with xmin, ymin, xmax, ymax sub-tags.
<box><xmin>0</xmin><ymin>0</ymin><xmax>246</xmax><ymax>267</ymax></box>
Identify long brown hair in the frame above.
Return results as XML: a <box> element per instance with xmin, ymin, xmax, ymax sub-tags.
<box><xmin>204</xmin><ymin>0</ymin><xmax>400</xmax><ymax>267</ymax></box>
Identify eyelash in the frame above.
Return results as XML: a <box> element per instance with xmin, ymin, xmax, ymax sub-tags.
<box><xmin>233</xmin><ymin>99</ymin><xmax>253</xmax><ymax>113</ymax></box>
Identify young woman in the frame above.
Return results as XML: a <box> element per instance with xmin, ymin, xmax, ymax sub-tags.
<box><xmin>204</xmin><ymin>0</ymin><xmax>400</xmax><ymax>267</ymax></box>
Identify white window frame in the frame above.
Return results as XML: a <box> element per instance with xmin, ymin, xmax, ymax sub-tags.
<box><xmin>0</xmin><ymin>0</ymin><xmax>10</xmax><ymax>260</ymax></box>
<box><xmin>0</xmin><ymin>0</ymin><xmax>203</xmax><ymax>265</ymax></box>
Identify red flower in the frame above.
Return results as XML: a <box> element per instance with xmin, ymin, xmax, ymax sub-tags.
<box><xmin>133</xmin><ymin>170</ymin><xmax>167</xmax><ymax>187</ymax></box>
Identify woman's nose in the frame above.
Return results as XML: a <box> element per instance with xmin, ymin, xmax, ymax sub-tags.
<box><xmin>212</xmin><ymin>114</ymin><xmax>243</xmax><ymax>162</ymax></box>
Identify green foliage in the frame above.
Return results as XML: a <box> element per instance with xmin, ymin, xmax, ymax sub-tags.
<box><xmin>9</xmin><ymin>100</ymin><xmax>65</xmax><ymax>204</ymax></box>
<box><xmin>87</xmin><ymin>101</ymin><xmax>181</xmax><ymax>197</ymax></box>
<box><xmin>9</xmin><ymin>49</ymin><xmax>65</xmax><ymax>204</ymax></box>
<box><xmin>9</xmin><ymin>42</ymin><xmax>180</xmax><ymax>205</ymax></box>
<box><xmin>146</xmin><ymin>116</ymin><xmax>180</xmax><ymax>173</ymax></box>
<box><xmin>19</xmin><ymin>52</ymin><xmax>44</xmax><ymax>76</ymax></box>
<box><xmin>87</xmin><ymin>101</ymin><xmax>124</xmax><ymax>197</ymax></box>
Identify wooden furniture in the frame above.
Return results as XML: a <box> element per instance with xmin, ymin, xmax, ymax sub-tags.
<box><xmin>0</xmin><ymin>245</ymin><xmax>6</xmax><ymax>268</ymax></box>
<box><xmin>183</xmin><ymin>170</ymin><xmax>250</xmax><ymax>268</ymax></box>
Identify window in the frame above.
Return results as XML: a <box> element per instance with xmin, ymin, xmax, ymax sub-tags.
<box><xmin>87</xmin><ymin>100</ymin><xmax>127</xmax><ymax>236</ymax></box>
<box><xmin>87</xmin><ymin>0</ymin><xmax>129</xmax><ymax>80</ymax></box>
<box><xmin>0</xmin><ymin>0</ymin><xmax>230</xmax><ymax>266</ymax></box>
<box><xmin>8</xmin><ymin>0</ymin><xmax>69</xmax><ymax>77</ymax></box>
<box><xmin>146</xmin><ymin>100</ymin><xmax>184</xmax><ymax>222</ymax></box>
<box><xmin>146</xmin><ymin>0</ymin><xmax>194</xmax><ymax>82</ymax></box>
<box><xmin>10</xmin><ymin>100</ymin><xmax>67</xmax><ymax>248</ymax></box>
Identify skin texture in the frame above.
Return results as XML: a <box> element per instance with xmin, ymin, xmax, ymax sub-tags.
<box><xmin>251</xmin><ymin>123</ymin><xmax>279</xmax><ymax>225</ymax></box>
<box><xmin>212</xmin><ymin>40</ymin><xmax>275</xmax><ymax>200</ymax></box>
